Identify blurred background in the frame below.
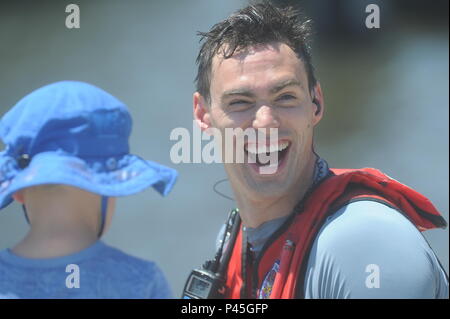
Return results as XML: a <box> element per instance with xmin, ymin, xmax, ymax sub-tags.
<box><xmin>0</xmin><ymin>0</ymin><xmax>448</xmax><ymax>296</ymax></box>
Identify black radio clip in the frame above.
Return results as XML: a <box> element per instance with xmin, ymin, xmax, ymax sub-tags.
<box><xmin>182</xmin><ymin>209</ymin><xmax>240</xmax><ymax>299</ymax></box>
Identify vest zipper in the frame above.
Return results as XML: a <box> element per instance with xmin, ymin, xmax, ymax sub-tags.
<box><xmin>251</xmin><ymin>211</ymin><xmax>297</xmax><ymax>298</ymax></box>
<box><xmin>250</xmin><ymin>172</ymin><xmax>333</xmax><ymax>298</ymax></box>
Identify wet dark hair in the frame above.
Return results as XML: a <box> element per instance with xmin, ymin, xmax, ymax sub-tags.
<box><xmin>195</xmin><ymin>1</ymin><xmax>316</xmax><ymax>103</ymax></box>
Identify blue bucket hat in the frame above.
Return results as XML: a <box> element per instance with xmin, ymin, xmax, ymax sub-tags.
<box><xmin>0</xmin><ymin>81</ymin><xmax>178</xmax><ymax>210</ymax></box>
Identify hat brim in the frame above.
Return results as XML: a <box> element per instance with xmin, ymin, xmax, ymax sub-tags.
<box><xmin>0</xmin><ymin>151</ymin><xmax>178</xmax><ymax>209</ymax></box>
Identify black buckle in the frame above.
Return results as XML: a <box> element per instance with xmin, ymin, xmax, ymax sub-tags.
<box><xmin>17</xmin><ymin>154</ymin><xmax>31</xmax><ymax>169</ymax></box>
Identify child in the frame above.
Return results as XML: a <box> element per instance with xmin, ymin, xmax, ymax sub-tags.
<box><xmin>0</xmin><ymin>81</ymin><xmax>177</xmax><ymax>298</ymax></box>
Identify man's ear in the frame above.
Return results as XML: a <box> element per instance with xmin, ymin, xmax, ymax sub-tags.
<box><xmin>12</xmin><ymin>190</ymin><xmax>25</xmax><ymax>204</ymax></box>
<box><xmin>193</xmin><ymin>92</ymin><xmax>212</xmax><ymax>132</ymax></box>
<box><xmin>311</xmin><ymin>82</ymin><xmax>324</xmax><ymax>126</ymax></box>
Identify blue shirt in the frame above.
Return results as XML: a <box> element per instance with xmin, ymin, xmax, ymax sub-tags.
<box><xmin>0</xmin><ymin>241</ymin><xmax>172</xmax><ymax>299</ymax></box>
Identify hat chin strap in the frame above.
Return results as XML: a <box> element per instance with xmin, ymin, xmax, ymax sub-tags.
<box><xmin>22</xmin><ymin>205</ymin><xmax>30</xmax><ymax>225</ymax></box>
<box><xmin>98</xmin><ymin>196</ymin><xmax>108</xmax><ymax>238</ymax></box>
<box><xmin>21</xmin><ymin>197</ymin><xmax>108</xmax><ymax>238</ymax></box>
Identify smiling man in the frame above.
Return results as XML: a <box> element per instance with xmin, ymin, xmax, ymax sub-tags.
<box><xmin>188</xmin><ymin>2</ymin><xmax>448</xmax><ymax>299</ymax></box>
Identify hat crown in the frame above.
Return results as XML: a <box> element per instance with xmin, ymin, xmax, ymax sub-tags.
<box><xmin>0</xmin><ymin>81</ymin><xmax>131</xmax><ymax>158</ymax></box>
<box><xmin>0</xmin><ymin>81</ymin><xmax>178</xmax><ymax>211</ymax></box>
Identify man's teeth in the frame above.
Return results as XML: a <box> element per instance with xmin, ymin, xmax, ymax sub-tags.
<box><xmin>245</xmin><ymin>141</ymin><xmax>290</xmax><ymax>155</ymax></box>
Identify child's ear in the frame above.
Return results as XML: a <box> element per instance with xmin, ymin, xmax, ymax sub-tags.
<box><xmin>12</xmin><ymin>190</ymin><xmax>25</xmax><ymax>204</ymax></box>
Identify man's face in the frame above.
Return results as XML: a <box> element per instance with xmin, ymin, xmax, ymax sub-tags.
<box><xmin>195</xmin><ymin>42</ymin><xmax>323</xmax><ymax>200</ymax></box>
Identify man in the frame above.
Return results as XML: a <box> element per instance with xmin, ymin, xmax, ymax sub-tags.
<box><xmin>0</xmin><ymin>81</ymin><xmax>177</xmax><ymax>298</ymax></box>
<box><xmin>189</xmin><ymin>2</ymin><xmax>448</xmax><ymax>298</ymax></box>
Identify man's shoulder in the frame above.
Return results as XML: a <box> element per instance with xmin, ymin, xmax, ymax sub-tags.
<box><xmin>312</xmin><ymin>199</ymin><xmax>432</xmax><ymax>259</ymax></box>
<box><xmin>303</xmin><ymin>199</ymin><xmax>449</xmax><ymax>298</ymax></box>
<box><xmin>320</xmin><ymin>199</ymin><xmax>419</xmax><ymax>242</ymax></box>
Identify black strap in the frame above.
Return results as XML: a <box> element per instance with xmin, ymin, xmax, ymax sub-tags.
<box><xmin>217</xmin><ymin>209</ymin><xmax>241</xmax><ymax>278</ymax></box>
<box><xmin>21</xmin><ymin>205</ymin><xmax>30</xmax><ymax>225</ymax></box>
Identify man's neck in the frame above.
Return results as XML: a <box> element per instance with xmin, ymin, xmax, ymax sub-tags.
<box><xmin>236</xmin><ymin>154</ymin><xmax>318</xmax><ymax>228</ymax></box>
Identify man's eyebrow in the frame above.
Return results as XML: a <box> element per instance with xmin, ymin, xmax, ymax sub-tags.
<box><xmin>220</xmin><ymin>79</ymin><xmax>302</xmax><ymax>101</ymax></box>
<box><xmin>221</xmin><ymin>88</ymin><xmax>256</xmax><ymax>101</ymax></box>
<box><xmin>270</xmin><ymin>79</ymin><xmax>303</xmax><ymax>94</ymax></box>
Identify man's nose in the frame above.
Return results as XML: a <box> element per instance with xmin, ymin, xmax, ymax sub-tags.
<box><xmin>253</xmin><ymin>105</ymin><xmax>280</xmax><ymax>129</ymax></box>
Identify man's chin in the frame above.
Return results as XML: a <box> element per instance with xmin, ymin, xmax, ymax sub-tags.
<box><xmin>243</xmin><ymin>177</ymin><xmax>293</xmax><ymax>199</ymax></box>
<box><xmin>241</xmin><ymin>163</ymin><xmax>293</xmax><ymax>198</ymax></box>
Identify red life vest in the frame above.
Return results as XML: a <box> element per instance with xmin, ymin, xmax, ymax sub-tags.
<box><xmin>224</xmin><ymin>168</ymin><xmax>447</xmax><ymax>299</ymax></box>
